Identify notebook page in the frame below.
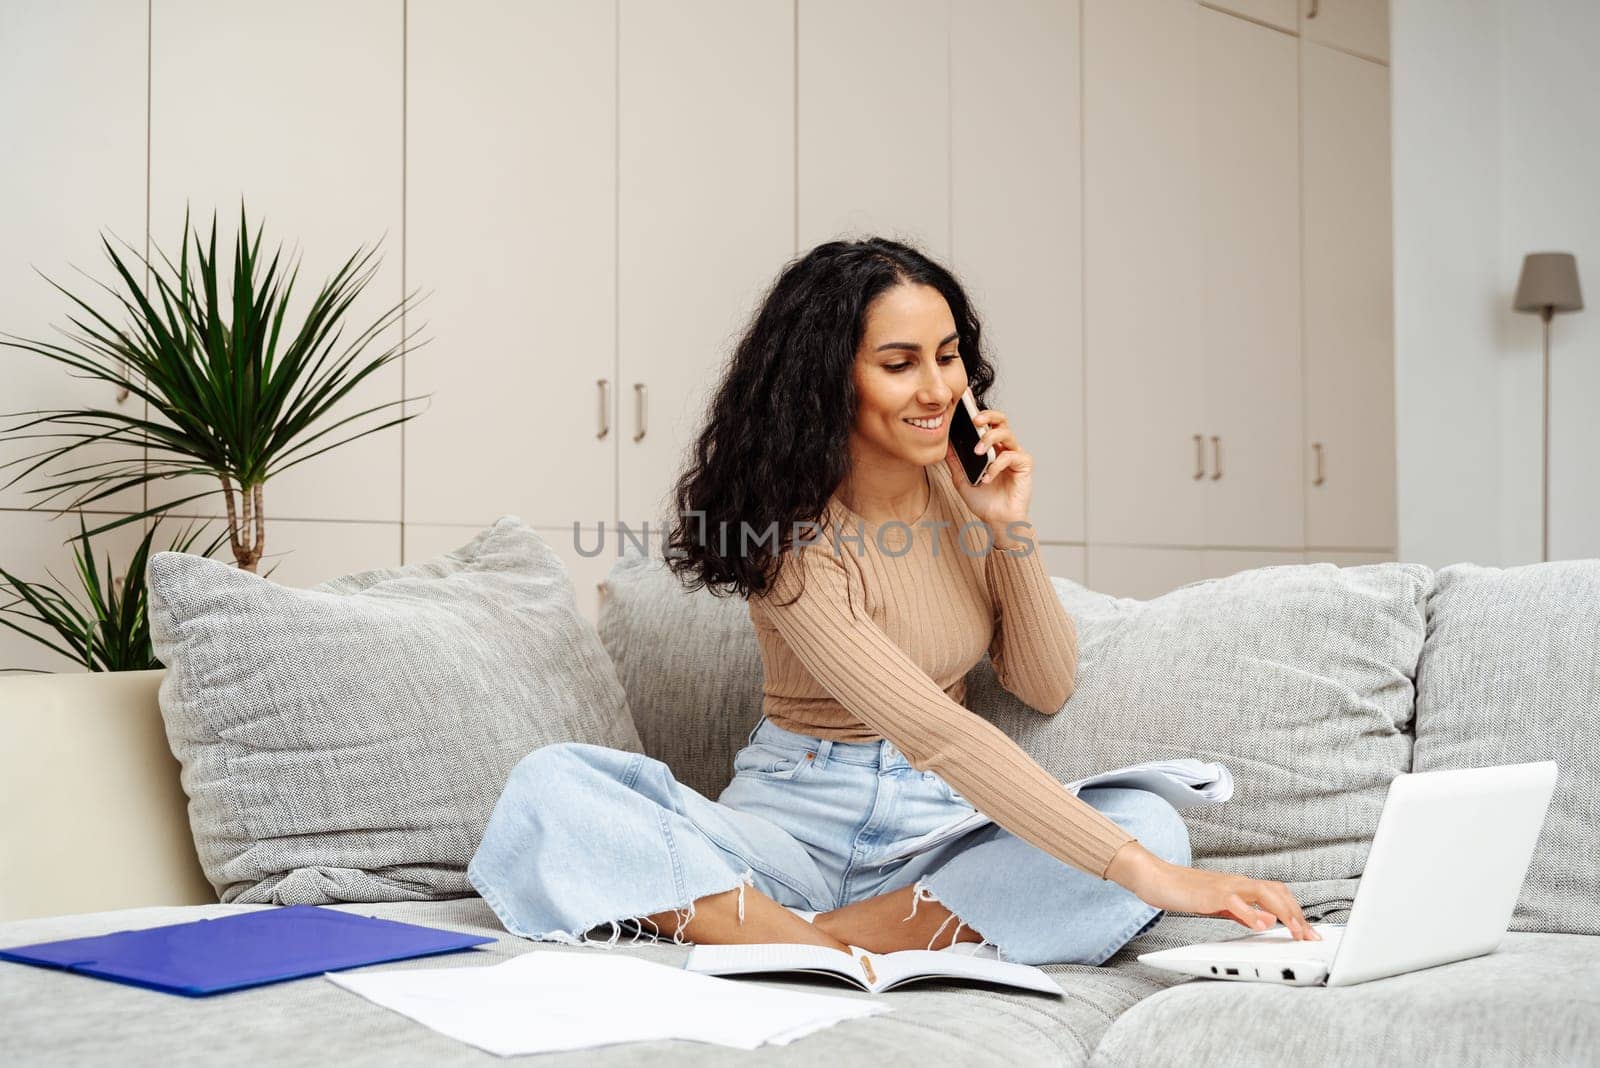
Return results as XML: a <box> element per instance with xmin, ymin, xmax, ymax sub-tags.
<box><xmin>685</xmin><ymin>942</ymin><xmax>867</xmax><ymax>987</ymax></box>
<box><xmin>869</xmin><ymin>949</ymin><xmax>1064</xmax><ymax>995</ymax></box>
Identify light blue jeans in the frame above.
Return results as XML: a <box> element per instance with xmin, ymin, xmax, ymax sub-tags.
<box><xmin>467</xmin><ymin>716</ymin><xmax>1192</xmax><ymax>966</ymax></box>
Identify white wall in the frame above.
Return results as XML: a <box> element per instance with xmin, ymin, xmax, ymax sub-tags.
<box><xmin>1393</xmin><ymin>0</ymin><xmax>1600</xmax><ymax>568</ymax></box>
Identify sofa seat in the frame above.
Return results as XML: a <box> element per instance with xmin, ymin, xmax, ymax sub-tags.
<box><xmin>2</xmin><ymin>896</ymin><xmax>1184</xmax><ymax>1066</ymax></box>
<box><xmin>1093</xmin><ymin>929</ymin><xmax>1600</xmax><ymax>1067</ymax></box>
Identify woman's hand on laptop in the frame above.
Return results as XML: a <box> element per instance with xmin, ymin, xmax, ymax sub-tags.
<box><xmin>1105</xmin><ymin>842</ymin><xmax>1322</xmax><ymax>941</ymax></box>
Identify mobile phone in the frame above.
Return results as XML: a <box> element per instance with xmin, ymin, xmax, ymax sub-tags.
<box><xmin>949</xmin><ymin>389</ymin><xmax>995</xmax><ymax>486</ymax></box>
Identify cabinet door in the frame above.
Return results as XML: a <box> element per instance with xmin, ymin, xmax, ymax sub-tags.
<box><xmin>0</xmin><ymin>2</ymin><xmax>146</xmax><ymax>513</ymax></box>
<box><xmin>1302</xmin><ymin>42</ymin><xmax>1395</xmax><ymax>550</ymax></box>
<box><xmin>1204</xmin><ymin>0</ymin><xmax>1299</xmax><ymax>32</ymax></box>
<box><xmin>797</xmin><ymin>0</ymin><xmax>948</xmax><ymax>255</ymax></box>
<box><xmin>148</xmin><ymin>0</ymin><xmax>404</xmax><ymax>524</ymax></box>
<box><xmin>1301</xmin><ymin>0</ymin><xmax>1388</xmax><ymax>64</ymax></box>
<box><xmin>406</xmin><ymin>523</ymin><xmax>611</xmax><ymax>627</ymax></box>
<box><xmin>406</xmin><ymin>0</ymin><xmax>616</xmax><ymax>529</ymax></box>
<box><xmin>1198</xmin><ymin>8</ymin><xmax>1304</xmax><ymax>548</ymax></box>
<box><xmin>617</xmin><ymin>0</ymin><xmax>794</xmax><ymax>531</ymax></box>
<box><xmin>1085</xmin><ymin>545</ymin><xmax>1208</xmax><ymax>600</ymax></box>
<box><xmin>1304</xmin><ymin>549</ymin><xmax>1394</xmax><ymax>566</ymax></box>
<box><xmin>1037</xmin><ymin>543</ymin><xmax>1087</xmax><ymax>586</ymax></box>
<box><xmin>1202</xmin><ymin>548</ymin><xmax>1305</xmax><ymax>581</ymax></box>
<box><xmin>1084</xmin><ymin>0</ymin><xmax>1206</xmax><ymax>546</ymax></box>
<box><xmin>952</xmin><ymin>0</ymin><xmax>1084</xmax><ymax>544</ymax></box>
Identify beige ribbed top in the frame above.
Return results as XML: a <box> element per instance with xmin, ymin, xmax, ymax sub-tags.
<box><xmin>745</xmin><ymin>460</ymin><xmax>1137</xmax><ymax>879</ymax></box>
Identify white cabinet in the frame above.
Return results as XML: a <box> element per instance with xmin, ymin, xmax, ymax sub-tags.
<box><xmin>617</xmin><ymin>0</ymin><xmax>795</xmax><ymax>533</ymax></box>
<box><xmin>952</xmin><ymin>0</ymin><xmax>1086</xmax><ymax>545</ymax></box>
<box><xmin>1086</xmin><ymin>546</ymin><xmax>1205</xmax><ymax>601</ymax></box>
<box><xmin>797</xmin><ymin>0</ymin><xmax>949</xmax><ymax>256</ymax></box>
<box><xmin>1086</xmin><ymin>0</ymin><xmax>1307</xmax><ymax>551</ymax></box>
<box><xmin>0</xmin><ymin>2</ymin><xmax>146</xmax><ymax>514</ymax></box>
<box><xmin>1302</xmin><ymin>41</ymin><xmax>1396</xmax><ymax>551</ymax></box>
<box><xmin>1198</xmin><ymin>7</ymin><xmax>1304</xmax><ymax>549</ymax></box>
<box><xmin>1084</xmin><ymin>0</ymin><xmax>1207</xmax><ymax>547</ymax></box>
<box><xmin>1203</xmin><ymin>0</ymin><xmax>1299</xmax><ymax>32</ymax></box>
<box><xmin>1305</xmin><ymin>549</ymin><xmax>1394</xmax><ymax>567</ymax></box>
<box><xmin>1086</xmin><ymin>544</ymin><xmax>1305</xmax><ymax>600</ymax></box>
<box><xmin>1301</xmin><ymin>0</ymin><xmax>1388</xmax><ymax>63</ymax></box>
<box><xmin>405</xmin><ymin>0</ymin><xmax>616</xmax><ymax>530</ymax></box>
<box><xmin>147</xmin><ymin>0</ymin><xmax>404</xmax><ymax>524</ymax></box>
<box><xmin>1037</xmin><ymin>543</ymin><xmax>1088</xmax><ymax>586</ymax></box>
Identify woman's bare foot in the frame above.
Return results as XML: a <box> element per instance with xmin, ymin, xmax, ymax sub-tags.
<box><xmin>643</xmin><ymin>885</ymin><xmax>853</xmax><ymax>953</ymax></box>
<box><xmin>814</xmin><ymin>884</ymin><xmax>987</xmax><ymax>954</ymax></box>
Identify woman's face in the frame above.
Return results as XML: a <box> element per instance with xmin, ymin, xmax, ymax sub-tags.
<box><xmin>850</xmin><ymin>283</ymin><xmax>967</xmax><ymax>468</ymax></box>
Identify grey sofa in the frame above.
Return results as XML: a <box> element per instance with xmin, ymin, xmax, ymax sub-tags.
<box><xmin>2</xmin><ymin>554</ymin><xmax>1597</xmax><ymax>1066</ymax></box>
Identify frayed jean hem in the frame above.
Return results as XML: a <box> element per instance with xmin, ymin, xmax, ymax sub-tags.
<box><xmin>468</xmin><ymin>858</ymin><xmax>758</xmax><ymax>950</ymax></box>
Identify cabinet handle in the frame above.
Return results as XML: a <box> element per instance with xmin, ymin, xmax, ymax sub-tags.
<box><xmin>1193</xmin><ymin>434</ymin><xmax>1205</xmax><ymax>480</ymax></box>
<box><xmin>597</xmin><ymin>378</ymin><xmax>610</xmax><ymax>439</ymax></box>
<box><xmin>1312</xmin><ymin>442</ymin><xmax>1325</xmax><ymax>486</ymax></box>
<box><xmin>1209</xmin><ymin>435</ymin><xmax>1222</xmax><ymax>480</ymax></box>
<box><xmin>633</xmin><ymin>382</ymin><xmax>648</xmax><ymax>442</ymax></box>
<box><xmin>1306</xmin><ymin>0</ymin><xmax>1319</xmax><ymax>18</ymax></box>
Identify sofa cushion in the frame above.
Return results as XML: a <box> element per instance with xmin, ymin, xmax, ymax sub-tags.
<box><xmin>0</xmin><ymin>897</ymin><xmax>1191</xmax><ymax>1065</ymax></box>
<box><xmin>146</xmin><ymin>517</ymin><xmax>642</xmax><ymax>906</ymax></box>
<box><xmin>965</xmin><ymin>564</ymin><xmax>1430</xmax><ymax>886</ymax></box>
<box><xmin>602</xmin><ymin>552</ymin><xmax>1429</xmax><ymax>891</ymax></box>
<box><xmin>1412</xmin><ymin>561</ymin><xmax>1600</xmax><ymax>936</ymax></box>
<box><xmin>596</xmin><ymin>549</ymin><xmax>765</xmax><ymax>801</ymax></box>
<box><xmin>1091</xmin><ymin>929</ymin><xmax>1600</xmax><ymax>1067</ymax></box>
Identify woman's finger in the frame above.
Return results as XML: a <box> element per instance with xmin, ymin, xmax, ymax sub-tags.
<box><xmin>975</xmin><ymin>425</ymin><xmax>1016</xmax><ymax>453</ymax></box>
<box><xmin>1228</xmin><ymin>893</ymin><xmax>1269</xmax><ymax>931</ymax></box>
<box><xmin>1262</xmin><ymin>883</ymin><xmax>1319</xmax><ymax>941</ymax></box>
<box><xmin>979</xmin><ymin>451</ymin><xmax>1011</xmax><ymax>484</ymax></box>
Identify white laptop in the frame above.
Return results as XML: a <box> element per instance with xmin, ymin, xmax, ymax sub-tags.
<box><xmin>1138</xmin><ymin>761</ymin><xmax>1557</xmax><ymax>987</ymax></box>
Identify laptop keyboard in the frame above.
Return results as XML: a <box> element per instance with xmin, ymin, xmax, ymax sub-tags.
<box><xmin>1225</xmin><ymin>922</ymin><xmax>1343</xmax><ymax>958</ymax></box>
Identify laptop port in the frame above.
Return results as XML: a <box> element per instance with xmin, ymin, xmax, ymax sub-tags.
<box><xmin>1282</xmin><ymin>968</ymin><xmax>1295</xmax><ymax>981</ymax></box>
<box><xmin>1210</xmin><ymin>966</ymin><xmax>1218</xmax><ymax>974</ymax></box>
<box><xmin>1224</xmin><ymin>967</ymin><xmax>1239</xmax><ymax>975</ymax></box>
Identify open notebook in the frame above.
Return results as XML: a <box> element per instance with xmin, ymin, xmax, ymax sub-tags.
<box><xmin>877</xmin><ymin>756</ymin><xmax>1234</xmax><ymax>864</ymax></box>
<box><xmin>684</xmin><ymin>942</ymin><xmax>1063</xmax><ymax>996</ymax></box>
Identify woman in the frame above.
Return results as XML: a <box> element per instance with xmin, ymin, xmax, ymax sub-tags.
<box><xmin>467</xmin><ymin>236</ymin><xmax>1319</xmax><ymax>966</ymax></box>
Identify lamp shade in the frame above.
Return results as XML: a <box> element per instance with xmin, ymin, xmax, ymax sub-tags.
<box><xmin>1513</xmin><ymin>252</ymin><xmax>1584</xmax><ymax>314</ymax></box>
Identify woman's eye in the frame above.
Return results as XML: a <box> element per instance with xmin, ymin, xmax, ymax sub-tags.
<box><xmin>887</xmin><ymin>354</ymin><xmax>960</xmax><ymax>372</ymax></box>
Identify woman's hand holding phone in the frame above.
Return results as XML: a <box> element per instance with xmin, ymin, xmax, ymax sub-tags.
<box><xmin>942</xmin><ymin>395</ymin><xmax>1034</xmax><ymax>540</ymax></box>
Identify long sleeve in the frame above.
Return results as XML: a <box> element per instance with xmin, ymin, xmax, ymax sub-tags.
<box><xmin>753</xmin><ymin>538</ymin><xmax>1136</xmax><ymax>879</ymax></box>
<box><xmin>985</xmin><ymin>533</ymin><xmax>1079</xmax><ymax>715</ymax></box>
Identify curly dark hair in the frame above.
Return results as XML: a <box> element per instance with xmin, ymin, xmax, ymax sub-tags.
<box><xmin>663</xmin><ymin>235</ymin><xmax>997</xmax><ymax>605</ymax></box>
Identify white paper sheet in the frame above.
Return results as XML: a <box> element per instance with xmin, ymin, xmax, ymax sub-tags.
<box><xmin>874</xmin><ymin>756</ymin><xmax>1234</xmax><ymax>865</ymax></box>
<box><xmin>325</xmin><ymin>949</ymin><xmax>889</xmax><ymax>1056</ymax></box>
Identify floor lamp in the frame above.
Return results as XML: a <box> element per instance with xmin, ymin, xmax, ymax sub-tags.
<box><xmin>1513</xmin><ymin>252</ymin><xmax>1584</xmax><ymax>563</ymax></box>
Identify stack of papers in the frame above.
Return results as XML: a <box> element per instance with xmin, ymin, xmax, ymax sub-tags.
<box><xmin>877</xmin><ymin>756</ymin><xmax>1234</xmax><ymax>865</ymax></box>
<box><xmin>326</xmin><ymin>949</ymin><xmax>889</xmax><ymax>1055</ymax></box>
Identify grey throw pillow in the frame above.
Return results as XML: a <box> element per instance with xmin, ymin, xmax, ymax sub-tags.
<box><xmin>1413</xmin><ymin>561</ymin><xmax>1600</xmax><ymax>936</ymax></box>
<box><xmin>147</xmin><ymin>516</ymin><xmax>642</xmax><ymax>905</ymax></box>
<box><xmin>599</xmin><ymin>551</ymin><xmax>1429</xmax><ymax>898</ymax></box>
<box><xmin>964</xmin><ymin>563</ymin><xmax>1431</xmax><ymax>888</ymax></box>
<box><xmin>596</xmin><ymin>549</ymin><xmax>765</xmax><ymax>800</ymax></box>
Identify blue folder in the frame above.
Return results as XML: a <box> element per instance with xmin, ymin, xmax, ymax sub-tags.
<box><xmin>0</xmin><ymin>903</ymin><xmax>496</xmax><ymax>997</ymax></box>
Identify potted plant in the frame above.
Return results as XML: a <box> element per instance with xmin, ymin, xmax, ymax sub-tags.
<box><xmin>0</xmin><ymin>513</ymin><xmax>232</xmax><ymax>675</ymax></box>
<box><xmin>0</xmin><ymin>202</ymin><xmax>429</xmax><ymax>672</ymax></box>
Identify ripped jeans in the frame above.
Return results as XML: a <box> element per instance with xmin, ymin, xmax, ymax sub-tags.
<box><xmin>466</xmin><ymin>715</ymin><xmax>1193</xmax><ymax>966</ymax></box>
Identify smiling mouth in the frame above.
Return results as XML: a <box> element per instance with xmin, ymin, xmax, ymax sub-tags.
<box><xmin>903</xmin><ymin>411</ymin><xmax>948</xmax><ymax>432</ymax></box>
